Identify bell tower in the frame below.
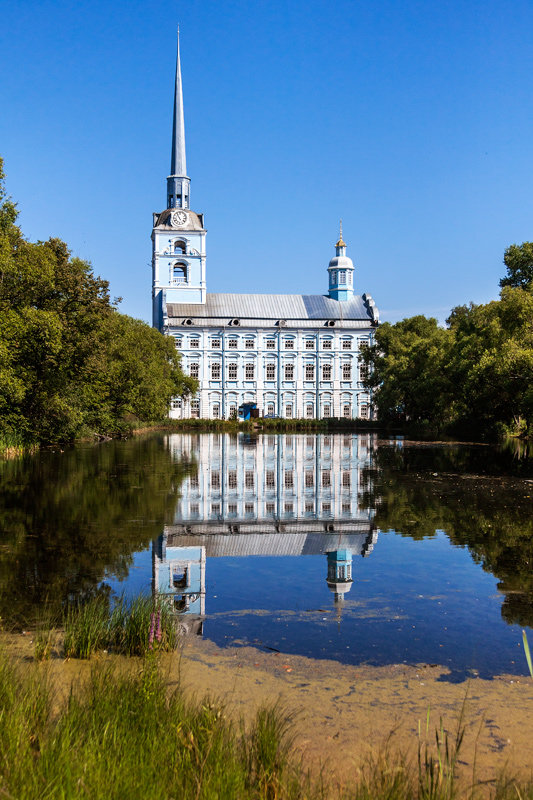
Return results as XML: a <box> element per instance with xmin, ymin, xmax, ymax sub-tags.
<box><xmin>152</xmin><ymin>29</ymin><xmax>207</xmax><ymax>331</ymax></box>
<box><xmin>327</xmin><ymin>221</ymin><xmax>355</xmax><ymax>302</ymax></box>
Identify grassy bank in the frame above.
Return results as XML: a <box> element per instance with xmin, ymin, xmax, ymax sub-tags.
<box><xmin>130</xmin><ymin>416</ymin><xmax>383</xmax><ymax>434</ymax></box>
<box><xmin>2</xmin><ymin>643</ymin><xmax>533</xmax><ymax>800</ymax></box>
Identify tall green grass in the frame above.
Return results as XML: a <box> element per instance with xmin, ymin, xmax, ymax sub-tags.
<box><xmin>2</xmin><ymin>647</ymin><xmax>533</xmax><ymax>799</ymax></box>
<box><xmin>63</xmin><ymin>595</ymin><xmax>178</xmax><ymax>659</ymax></box>
<box><xmin>0</xmin><ymin>650</ymin><xmax>309</xmax><ymax>800</ymax></box>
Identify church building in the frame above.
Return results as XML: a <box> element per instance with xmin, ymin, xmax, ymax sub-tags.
<box><xmin>152</xmin><ymin>35</ymin><xmax>379</xmax><ymax>420</ymax></box>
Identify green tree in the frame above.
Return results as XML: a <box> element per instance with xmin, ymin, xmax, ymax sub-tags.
<box><xmin>362</xmin><ymin>316</ymin><xmax>454</xmax><ymax>434</ymax></box>
<box><xmin>500</xmin><ymin>242</ymin><xmax>533</xmax><ymax>289</ymax></box>
<box><xmin>0</xmin><ymin>157</ymin><xmax>196</xmax><ymax>443</ymax></box>
<box><xmin>448</xmin><ymin>286</ymin><xmax>533</xmax><ymax>436</ymax></box>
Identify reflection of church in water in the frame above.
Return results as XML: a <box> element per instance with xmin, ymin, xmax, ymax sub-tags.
<box><xmin>152</xmin><ymin>433</ymin><xmax>379</xmax><ymax>634</ymax></box>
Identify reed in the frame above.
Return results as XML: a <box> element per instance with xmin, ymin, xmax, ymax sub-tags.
<box><xmin>62</xmin><ymin>594</ymin><xmax>179</xmax><ymax>659</ymax></box>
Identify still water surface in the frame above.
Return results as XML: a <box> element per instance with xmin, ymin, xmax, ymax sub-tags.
<box><xmin>1</xmin><ymin>433</ymin><xmax>532</xmax><ymax>681</ymax></box>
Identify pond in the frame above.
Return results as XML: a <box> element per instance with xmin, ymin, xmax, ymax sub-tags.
<box><xmin>1</xmin><ymin>432</ymin><xmax>532</xmax><ymax>681</ymax></box>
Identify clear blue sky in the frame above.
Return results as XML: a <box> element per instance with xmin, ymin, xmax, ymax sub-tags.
<box><xmin>2</xmin><ymin>0</ymin><xmax>532</xmax><ymax>324</ymax></box>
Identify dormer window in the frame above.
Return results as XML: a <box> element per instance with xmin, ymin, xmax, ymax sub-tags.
<box><xmin>173</xmin><ymin>262</ymin><xmax>187</xmax><ymax>284</ymax></box>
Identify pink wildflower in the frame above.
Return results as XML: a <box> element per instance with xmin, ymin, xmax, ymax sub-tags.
<box><xmin>148</xmin><ymin>612</ymin><xmax>155</xmax><ymax>650</ymax></box>
<box><xmin>155</xmin><ymin>609</ymin><xmax>162</xmax><ymax>643</ymax></box>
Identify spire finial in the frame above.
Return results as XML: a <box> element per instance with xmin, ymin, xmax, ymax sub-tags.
<box><xmin>336</xmin><ymin>219</ymin><xmax>346</xmax><ymax>248</ymax></box>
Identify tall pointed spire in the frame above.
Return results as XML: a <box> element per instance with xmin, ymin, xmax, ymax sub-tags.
<box><xmin>167</xmin><ymin>28</ymin><xmax>190</xmax><ymax>209</ymax></box>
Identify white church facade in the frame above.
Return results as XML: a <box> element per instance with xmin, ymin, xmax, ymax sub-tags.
<box><xmin>152</xmin><ymin>36</ymin><xmax>379</xmax><ymax>421</ymax></box>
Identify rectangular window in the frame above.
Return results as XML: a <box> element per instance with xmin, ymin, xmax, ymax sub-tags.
<box><xmin>211</xmin><ymin>471</ymin><xmax>220</xmax><ymax>489</ymax></box>
<box><xmin>322</xmin><ymin>339</ymin><xmax>332</xmax><ymax>350</ymax></box>
<box><xmin>306</xmin><ymin>403</ymin><xmax>314</xmax><ymax>418</ymax></box>
<box><xmin>245</xmin><ymin>339</ymin><xmax>254</xmax><ymax>349</ymax></box>
<box><xmin>245</xmin><ymin>470</ymin><xmax>254</xmax><ymax>489</ymax></box>
<box><xmin>342</xmin><ymin>471</ymin><xmax>351</xmax><ymax>488</ymax></box>
<box><xmin>339</xmin><ymin>271</ymin><xmax>346</xmax><ymax>284</ymax></box>
<box><xmin>245</xmin><ymin>363</ymin><xmax>255</xmax><ymax>380</ymax></box>
<box><xmin>171</xmin><ymin>397</ymin><xmax>182</xmax><ymax>409</ymax></box>
<box><xmin>284</xmin><ymin>339</ymin><xmax>295</xmax><ymax>349</ymax></box>
<box><xmin>212</xmin><ymin>404</ymin><xmax>220</xmax><ymax>418</ymax></box>
<box><xmin>359</xmin><ymin>365</ymin><xmax>369</xmax><ymax>380</ymax></box>
<box><xmin>305</xmin><ymin>471</ymin><xmax>314</xmax><ymax>487</ymax></box>
<box><xmin>284</xmin><ymin>471</ymin><xmax>294</xmax><ymax>489</ymax></box>
<box><xmin>284</xmin><ymin>503</ymin><xmax>294</xmax><ymax>513</ymax></box>
<box><xmin>266</xmin><ymin>470</ymin><xmax>275</xmax><ymax>489</ymax></box>
<box><xmin>190</xmin><ymin>339</ymin><xmax>200</xmax><ymax>348</ymax></box>
<box><xmin>190</xmin><ymin>474</ymin><xmax>199</xmax><ymax>489</ymax></box>
<box><xmin>305</xmin><ymin>501</ymin><xmax>314</xmax><ymax>513</ymax></box>
<box><xmin>322</xmin><ymin>502</ymin><xmax>331</xmax><ymax>514</ymax></box>
<box><xmin>267</xmin><ymin>403</ymin><xmax>275</xmax><ymax>416</ymax></box>
<box><xmin>342</xmin><ymin>339</ymin><xmax>351</xmax><ymax>350</ymax></box>
<box><xmin>285</xmin><ymin>404</ymin><xmax>293</xmax><ymax>418</ymax></box>
<box><xmin>322</xmin><ymin>364</ymin><xmax>331</xmax><ymax>381</ymax></box>
<box><xmin>305</xmin><ymin>364</ymin><xmax>314</xmax><ymax>381</ymax></box>
<box><xmin>245</xmin><ymin>502</ymin><xmax>254</xmax><ymax>515</ymax></box>
<box><xmin>343</xmin><ymin>404</ymin><xmax>351</xmax><ymax>418</ymax></box>
<box><xmin>228</xmin><ymin>503</ymin><xmax>237</xmax><ymax>515</ymax></box>
<box><xmin>191</xmin><ymin>399</ymin><xmax>200</xmax><ymax>418</ymax></box>
<box><xmin>211</xmin><ymin>338</ymin><xmax>221</xmax><ymax>348</ymax></box>
<box><xmin>228</xmin><ymin>470</ymin><xmax>237</xmax><ymax>489</ymax></box>
<box><xmin>189</xmin><ymin>363</ymin><xmax>199</xmax><ymax>379</ymax></box>
<box><xmin>342</xmin><ymin>364</ymin><xmax>351</xmax><ymax>381</ymax></box>
<box><xmin>360</xmin><ymin>403</ymin><xmax>369</xmax><ymax>419</ymax></box>
<box><xmin>228</xmin><ymin>363</ymin><xmax>238</xmax><ymax>380</ymax></box>
<box><xmin>211</xmin><ymin>363</ymin><xmax>221</xmax><ymax>380</ymax></box>
<box><xmin>266</xmin><ymin>363</ymin><xmax>276</xmax><ymax>381</ymax></box>
<box><xmin>342</xmin><ymin>502</ymin><xmax>351</xmax><ymax>514</ymax></box>
<box><xmin>322</xmin><ymin>471</ymin><xmax>331</xmax><ymax>488</ymax></box>
<box><xmin>190</xmin><ymin>503</ymin><xmax>199</xmax><ymax>516</ymax></box>
<box><xmin>228</xmin><ymin>339</ymin><xmax>238</xmax><ymax>349</ymax></box>
<box><xmin>174</xmin><ymin>338</ymin><xmax>183</xmax><ymax>349</ymax></box>
<box><xmin>266</xmin><ymin>502</ymin><xmax>275</xmax><ymax>514</ymax></box>
<box><xmin>323</xmin><ymin>404</ymin><xmax>331</xmax><ymax>418</ymax></box>
<box><xmin>284</xmin><ymin>364</ymin><xmax>294</xmax><ymax>380</ymax></box>
<box><xmin>305</xmin><ymin>339</ymin><xmax>315</xmax><ymax>349</ymax></box>
<box><xmin>211</xmin><ymin>503</ymin><xmax>220</xmax><ymax>516</ymax></box>
<box><xmin>266</xmin><ymin>339</ymin><xmax>276</xmax><ymax>349</ymax></box>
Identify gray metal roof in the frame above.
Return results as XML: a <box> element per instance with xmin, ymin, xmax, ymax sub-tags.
<box><xmin>167</xmin><ymin>293</ymin><xmax>377</xmax><ymax>322</ymax></box>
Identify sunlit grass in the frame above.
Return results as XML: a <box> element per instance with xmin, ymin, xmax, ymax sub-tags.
<box><xmin>2</xmin><ymin>645</ymin><xmax>533</xmax><ymax>799</ymax></box>
<box><xmin>62</xmin><ymin>594</ymin><xmax>178</xmax><ymax>659</ymax></box>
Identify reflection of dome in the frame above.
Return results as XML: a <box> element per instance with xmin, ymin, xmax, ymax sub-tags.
<box><xmin>326</xmin><ymin>580</ymin><xmax>353</xmax><ymax>604</ymax></box>
<box><xmin>326</xmin><ymin>549</ymin><xmax>353</xmax><ymax>603</ymax></box>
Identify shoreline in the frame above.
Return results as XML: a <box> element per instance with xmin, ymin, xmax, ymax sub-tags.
<box><xmin>3</xmin><ymin>630</ymin><xmax>533</xmax><ymax>789</ymax></box>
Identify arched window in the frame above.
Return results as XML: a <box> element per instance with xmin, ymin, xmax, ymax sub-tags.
<box><xmin>174</xmin><ymin>240</ymin><xmax>187</xmax><ymax>254</ymax></box>
<box><xmin>173</xmin><ymin>262</ymin><xmax>187</xmax><ymax>284</ymax></box>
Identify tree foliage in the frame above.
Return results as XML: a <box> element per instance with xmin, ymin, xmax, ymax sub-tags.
<box><xmin>363</xmin><ymin>251</ymin><xmax>533</xmax><ymax>438</ymax></box>
<box><xmin>0</xmin><ymin>159</ymin><xmax>196</xmax><ymax>443</ymax></box>
<box><xmin>500</xmin><ymin>241</ymin><xmax>533</xmax><ymax>289</ymax></box>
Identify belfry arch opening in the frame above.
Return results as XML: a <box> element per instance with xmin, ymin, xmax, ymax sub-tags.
<box><xmin>173</xmin><ymin>262</ymin><xmax>188</xmax><ymax>284</ymax></box>
<box><xmin>174</xmin><ymin>240</ymin><xmax>187</xmax><ymax>254</ymax></box>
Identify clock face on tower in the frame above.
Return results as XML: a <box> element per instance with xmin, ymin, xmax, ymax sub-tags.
<box><xmin>171</xmin><ymin>210</ymin><xmax>188</xmax><ymax>228</ymax></box>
